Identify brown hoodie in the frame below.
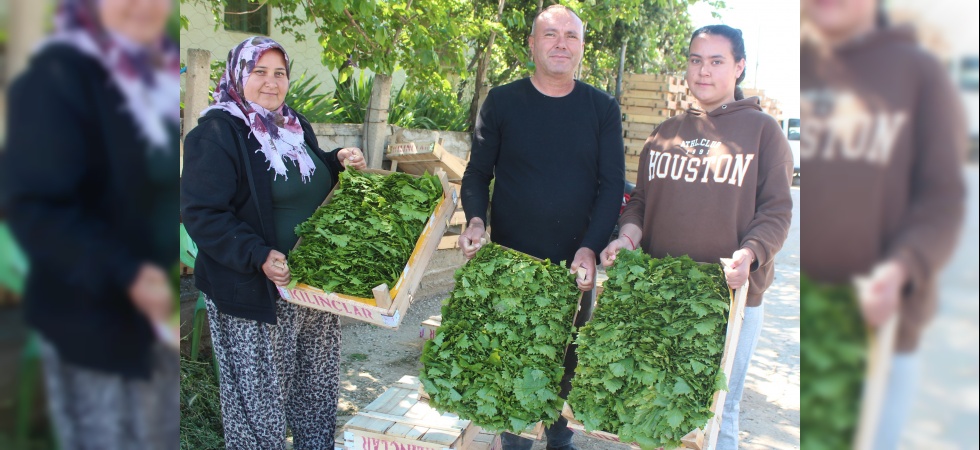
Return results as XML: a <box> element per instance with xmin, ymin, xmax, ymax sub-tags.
<box><xmin>619</xmin><ymin>97</ymin><xmax>795</xmax><ymax>306</ymax></box>
<box><xmin>800</xmin><ymin>26</ymin><xmax>967</xmax><ymax>351</ymax></box>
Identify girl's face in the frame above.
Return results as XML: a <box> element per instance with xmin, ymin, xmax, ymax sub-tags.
<box><xmin>686</xmin><ymin>33</ymin><xmax>745</xmax><ymax>112</ymax></box>
<box><xmin>99</xmin><ymin>0</ymin><xmax>172</xmax><ymax>45</ymax></box>
<box><xmin>803</xmin><ymin>0</ymin><xmax>877</xmax><ymax>41</ymax></box>
<box><xmin>243</xmin><ymin>50</ymin><xmax>289</xmax><ymax>111</ymax></box>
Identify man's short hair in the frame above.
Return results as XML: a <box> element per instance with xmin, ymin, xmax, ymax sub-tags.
<box><xmin>530</xmin><ymin>4</ymin><xmax>583</xmax><ymax>36</ymax></box>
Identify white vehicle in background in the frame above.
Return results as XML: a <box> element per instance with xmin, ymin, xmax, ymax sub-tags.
<box><xmin>955</xmin><ymin>55</ymin><xmax>979</xmax><ymax>161</ymax></box>
<box><xmin>781</xmin><ymin>117</ymin><xmax>801</xmax><ymax>178</ymax></box>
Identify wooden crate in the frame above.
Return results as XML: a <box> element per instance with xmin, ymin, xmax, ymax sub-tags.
<box><xmin>622</xmin><ymin>91</ymin><xmax>676</xmax><ymax>102</ymax></box>
<box><xmin>419</xmin><ymin>314</ymin><xmax>441</xmax><ymax>340</ymax></box>
<box><xmin>341</xmin><ymin>375</ymin><xmax>480</xmax><ymax>450</ymax></box>
<box><xmin>387</xmin><ymin>142</ymin><xmax>467</xmax><ymax>183</ymax></box>
<box><xmin>623</xmin><ymin>73</ymin><xmax>674</xmax><ymax>83</ymax></box>
<box><xmin>621</xmin><ymin>103</ymin><xmax>673</xmax><ymax>116</ymax></box>
<box><xmin>278</xmin><ymin>169</ymin><xmax>458</xmax><ymax>329</ymax></box>
<box><xmin>625</xmin><ymin>169</ymin><xmax>639</xmax><ymax>185</ymax></box>
<box><xmin>562</xmin><ymin>273</ymin><xmax>750</xmax><ymax>450</ymax></box>
<box><xmin>852</xmin><ymin>311</ymin><xmax>899</xmax><ymax>449</ymax></box>
<box><xmin>467</xmin><ymin>428</ymin><xmax>502</xmax><ymax>450</ymax></box>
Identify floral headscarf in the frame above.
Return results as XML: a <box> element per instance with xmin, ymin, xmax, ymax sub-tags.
<box><xmin>201</xmin><ymin>36</ymin><xmax>315</xmax><ymax>183</ymax></box>
<box><xmin>41</xmin><ymin>0</ymin><xmax>180</xmax><ymax>151</ymax></box>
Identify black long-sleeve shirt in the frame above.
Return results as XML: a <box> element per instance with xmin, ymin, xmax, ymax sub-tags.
<box><xmin>462</xmin><ymin>78</ymin><xmax>624</xmax><ymax>264</ymax></box>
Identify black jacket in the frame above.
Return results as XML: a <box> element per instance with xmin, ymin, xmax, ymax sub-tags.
<box><xmin>180</xmin><ymin>109</ymin><xmax>344</xmax><ymax>324</ymax></box>
<box><xmin>1</xmin><ymin>44</ymin><xmax>179</xmax><ymax>378</ymax></box>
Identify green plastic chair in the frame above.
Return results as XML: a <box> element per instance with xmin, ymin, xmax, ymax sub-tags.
<box><xmin>1</xmin><ymin>222</ymin><xmax>53</xmax><ymax>448</ymax></box>
<box><xmin>179</xmin><ymin>224</ymin><xmax>219</xmax><ymax>380</ymax></box>
<box><xmin>0</xmin><ymin>221</ymin><xmax>28</xmax><ymax>296</ymax></box>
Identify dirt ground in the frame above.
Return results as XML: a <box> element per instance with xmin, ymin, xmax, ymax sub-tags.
<box><xmin>180</xmin><ymin>186</ymin><xmax>803</xmax><ymax>450</ymax></box>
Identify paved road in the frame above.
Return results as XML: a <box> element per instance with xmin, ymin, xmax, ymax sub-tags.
<box><xmin>902</xmin><ymin>166</ymin><xmax>980</xmax><ymax>449</ymax></box>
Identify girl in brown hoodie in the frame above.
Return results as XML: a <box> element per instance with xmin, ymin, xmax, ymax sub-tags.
<box><xmin>801</xmin><ymin>0</ymin><xmax>966</xmax><ymax>448</ymax></box>
<box><xmin>600</xmin><ymin>25</ymin><xmax>794</xmax><ymax>450</ymax></box>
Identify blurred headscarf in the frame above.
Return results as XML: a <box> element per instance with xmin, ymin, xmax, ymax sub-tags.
<box><xmin>201</xmin><ymin>37</ymin><xmax>315</xmax><ymax>183</ymax></box>
<box><xmin>42</xmin><ymin>0</ymin><xmax>180</xmax><ymax>150</ymax></box>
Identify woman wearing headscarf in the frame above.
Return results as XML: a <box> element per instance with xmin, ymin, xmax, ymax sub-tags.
<box><xmin>1</xmin><ymin>0</ymin><xmax>180</xmax><ymax>448</ymax></box>
<box><xmin>180</xmin><ymin>36</ymin><xmax>366</xmax><ymax>449</ymax></box>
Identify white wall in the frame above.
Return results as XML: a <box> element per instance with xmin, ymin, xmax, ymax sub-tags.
<box><xmin>179</xmin><ymin>3</ymin><xmax>406</xmax><ymax>99</ymax></box>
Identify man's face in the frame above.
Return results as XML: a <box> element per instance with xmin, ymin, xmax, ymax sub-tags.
<box><xmin>529</xmin><ymin>10</ymin><xmax>585</xmax><ymax>79</ymax></box>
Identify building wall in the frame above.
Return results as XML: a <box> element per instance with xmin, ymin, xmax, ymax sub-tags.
<box><xmin>179</xmin><ymin>3</ymin><xmax>406</xmax><ymax>98</ymax></box>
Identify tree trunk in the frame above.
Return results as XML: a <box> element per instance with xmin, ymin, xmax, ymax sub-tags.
<box><xmin>467</xmin><ymin>0</ymin><xmax>506</xmax><ymax>130</ymax></box>
<box><xmin>363</xmin><ymin>74</ymin><xmax>393</xmax><ymax>169</ymax></box>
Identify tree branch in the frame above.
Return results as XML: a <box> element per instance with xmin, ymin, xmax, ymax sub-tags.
<box><xmin>344</xmin><ymin>8</ymin><xmax>381</xmax><ymax>50</ymax></box>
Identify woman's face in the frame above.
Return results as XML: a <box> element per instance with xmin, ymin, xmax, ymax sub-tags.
<box><xmin>99</xmin><ymin>0</ymin><xmax>172</xmax><ymax>46</ymax></box>
<box><xmin>243</xmin><ymin>50</ymin><xmax>289</xmax><ymax>111</ymax></box>
<box><xmin>802</xmin><ymin>0</ymin><xmax>877</xmax><ymax>40</ymax></box>
<box><xmin>685</xmin><ymin>33</ymin><xmax>745</xmax><ymax>112</ymax></box>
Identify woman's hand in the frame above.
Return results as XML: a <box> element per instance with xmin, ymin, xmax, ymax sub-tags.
<box><xmin>600</xmin><ymin>236</ymin><xmax>633</xmax><ymax>267</ymax></box>
<box><xmin>723</xmin><ymin>248</ymin><xmax>755</xmax><ymax>289</ymax></box>
<box><xmin>129</xmin><ymin>263</ymin><xmax>173</xmax><ymax>324</ymax></box>
<box><xmin>855</xmin><ymin>260</ymin><xmax>906</xmax><ymax>328</ymax></box>
<box><xmin>338</xmin><ymin>147</ymin><xmax>367</xmax><ymax>170</ymax></box>
<box><xmin>601</xmin><ymin>223</ymin><xmax>641</xmax><ymax>267</ymax></box>
<box><xmin>262</xmin><ymin>249</ymin><xmax>291</xmax><ymax>286</ymax></box>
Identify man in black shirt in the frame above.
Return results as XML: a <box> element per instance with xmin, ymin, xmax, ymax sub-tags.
<box><xmin>459</xmin><ymin>5</ymin><xmax>624</xmax><ymax>450</ymax></box>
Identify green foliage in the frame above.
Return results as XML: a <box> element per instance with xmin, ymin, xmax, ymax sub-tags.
<box><xmin>285</xmin><ymin>71</ymin><xmax>345</xmax><ymax>123</ymax></box>
<box><xmin>182</xmin><ymin>0</ymin><xmax>723</xmax><ymax>129</ymax></box>
<box><xmin>419</xmin><ymin>243</ymin><xmax>579</xmax><ymax>433</ymax></box>
<box><xmin>328</xmin><ymin>71</ymin><xmax>373</xmax><ymax>124</ymax></box>
<box><xmin>180</xmin><ymin>358</ymin><xmax>224</xmax><ymax>450</ymax></box>
<box><xmin>288</xmin><ymin>170</ymin><xmax>443</xmax><ymax>297</ymax></box>
<box><xmin>389</xmin><ymin>82</ymin><xmax>470</xmax><ymax>132</ymax></box>
<box><xmin>568</xmin><ymin>251</ymin><xmax>730</xmax><ymax>450</ymax></box>
<box><xmin>799</xmin><ymin>274</ymin><xmax>867</xmax><ymax>450</ymax></box>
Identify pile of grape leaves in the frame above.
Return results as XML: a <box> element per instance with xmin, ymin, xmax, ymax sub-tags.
<box><xmin>567</xmin><ymin>251</ymin><xmax>731</xmax><ymax>449</ymax></box>
<box><xmin>420</xmin><ymin>243</ymin><xmax>580</xmax><ymax>434</ymax></box>
<box><xmin>800</xmin><ymin>274</ymin><xmax>867</xmax><ymax>450</ymax></box>
<box><xmin>288</xmin><ymin>170</ymin><xmax>443</xmax><ymax>297</ymax></box>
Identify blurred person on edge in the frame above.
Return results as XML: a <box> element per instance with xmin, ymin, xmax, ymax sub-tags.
<box><xmin>600</xmin><ymin>25</ymin><xmax>794</xmax><ymax>450</ymax></box>
<box><xmin>0</xmin><ymin>0</ymin><xmax>180</xmax><ymax>448</ymax></box>
<box><xmin>801</xmin><ymin>0</ymin><xmax>967</xmax><ymax>448</ymax></box>
<box><xmin>458</xmin><ymin>5</ymin><xmax>624</xmax><ymax>449</ymax></box>
<box><xmin>180</xmin><ymin>36</ymin><xmax>366</xmax><ymax>449</ymax></box>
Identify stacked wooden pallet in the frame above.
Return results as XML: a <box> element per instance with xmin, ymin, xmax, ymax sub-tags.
<box><xmin>742</xmin><ymin>88</ymin><xmax>784</xmax><ymax>119</ymax></box>
<box><xmin>620</xmin><ymin>73</ymin><xmax>695</xmax><ymax>183</ymax></box>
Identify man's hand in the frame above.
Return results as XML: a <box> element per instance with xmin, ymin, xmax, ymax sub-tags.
<box><xmin>262</xmin><ymin>249</ymin><xmax>291</xmax><ymax>286</ymax></box>
<box><xmin>855</xmin><ymin>260</ymin><xmax>906</xmax><ymax>328</ymax></box>
<box><xmin>723</xmin><ymin>248</ymin><xmax>755</xmax><ymax>289</ymax></box>
<box><xmin>338</xmin><ymin>147</ymin><xmax>367</xmax><ymax>170</ymax></box>
<box><xmin>570</xmin><ymin>247</ymin><xmax>596</xmax><ymax>292</ymax></box>
<box><xmin>129</xmin><ymin>263</ymin><xmax>173</xmax><ymax>324</ymax></box>
<box><xmin>459</xmin><ymin>218</ymin><xmax>487</xmax><ymax>260</ymax></box>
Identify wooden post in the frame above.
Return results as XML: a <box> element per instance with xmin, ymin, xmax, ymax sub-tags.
<box><xmin>183</xmin><ymin>49</ymin><xmax>213</xmax><ymax>141</ymax></box>
<box><xmin>5</xmin><ymin>0</ymin><xmax>46</xmax><ymax>82</ymax></box>
<box><xmin>363</xmin><ymin>74</ymin><xmax>393</xmax><ymax>169</ymax></box>
<box><xmin>372</xmin><ymin>284</ymin><xmax>392</xmax><ymax>310</ymax></box>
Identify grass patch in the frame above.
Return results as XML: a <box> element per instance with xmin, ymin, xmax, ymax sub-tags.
<box><xmin>348</xmin><ymin>353</ymin><xmax>368</xmax><ymax>362</ymax></box>
<box><xmin>180</xmin><ymin>357</ymin><xmax>224</xmax><ymax>450</ymax></box>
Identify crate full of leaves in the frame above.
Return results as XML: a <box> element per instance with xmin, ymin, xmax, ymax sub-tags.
<box><xmin>278</xmin><ymin>168</ymin><xmax>457</xmax><ymax>329</ymax></box>
<box><xmin>420</xmin><ymin>242</ymin><xmax>581</xmax><ymax>434</ymax></box>
<box><xmin>800</xmin><ymin>274</ymin><xmax>897</xmax><ymax>450</ymax></box>
<box><xmin>564</xmin><ymin>251</ymin><xmax>748</xmax><ymax>450</ymax></box>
